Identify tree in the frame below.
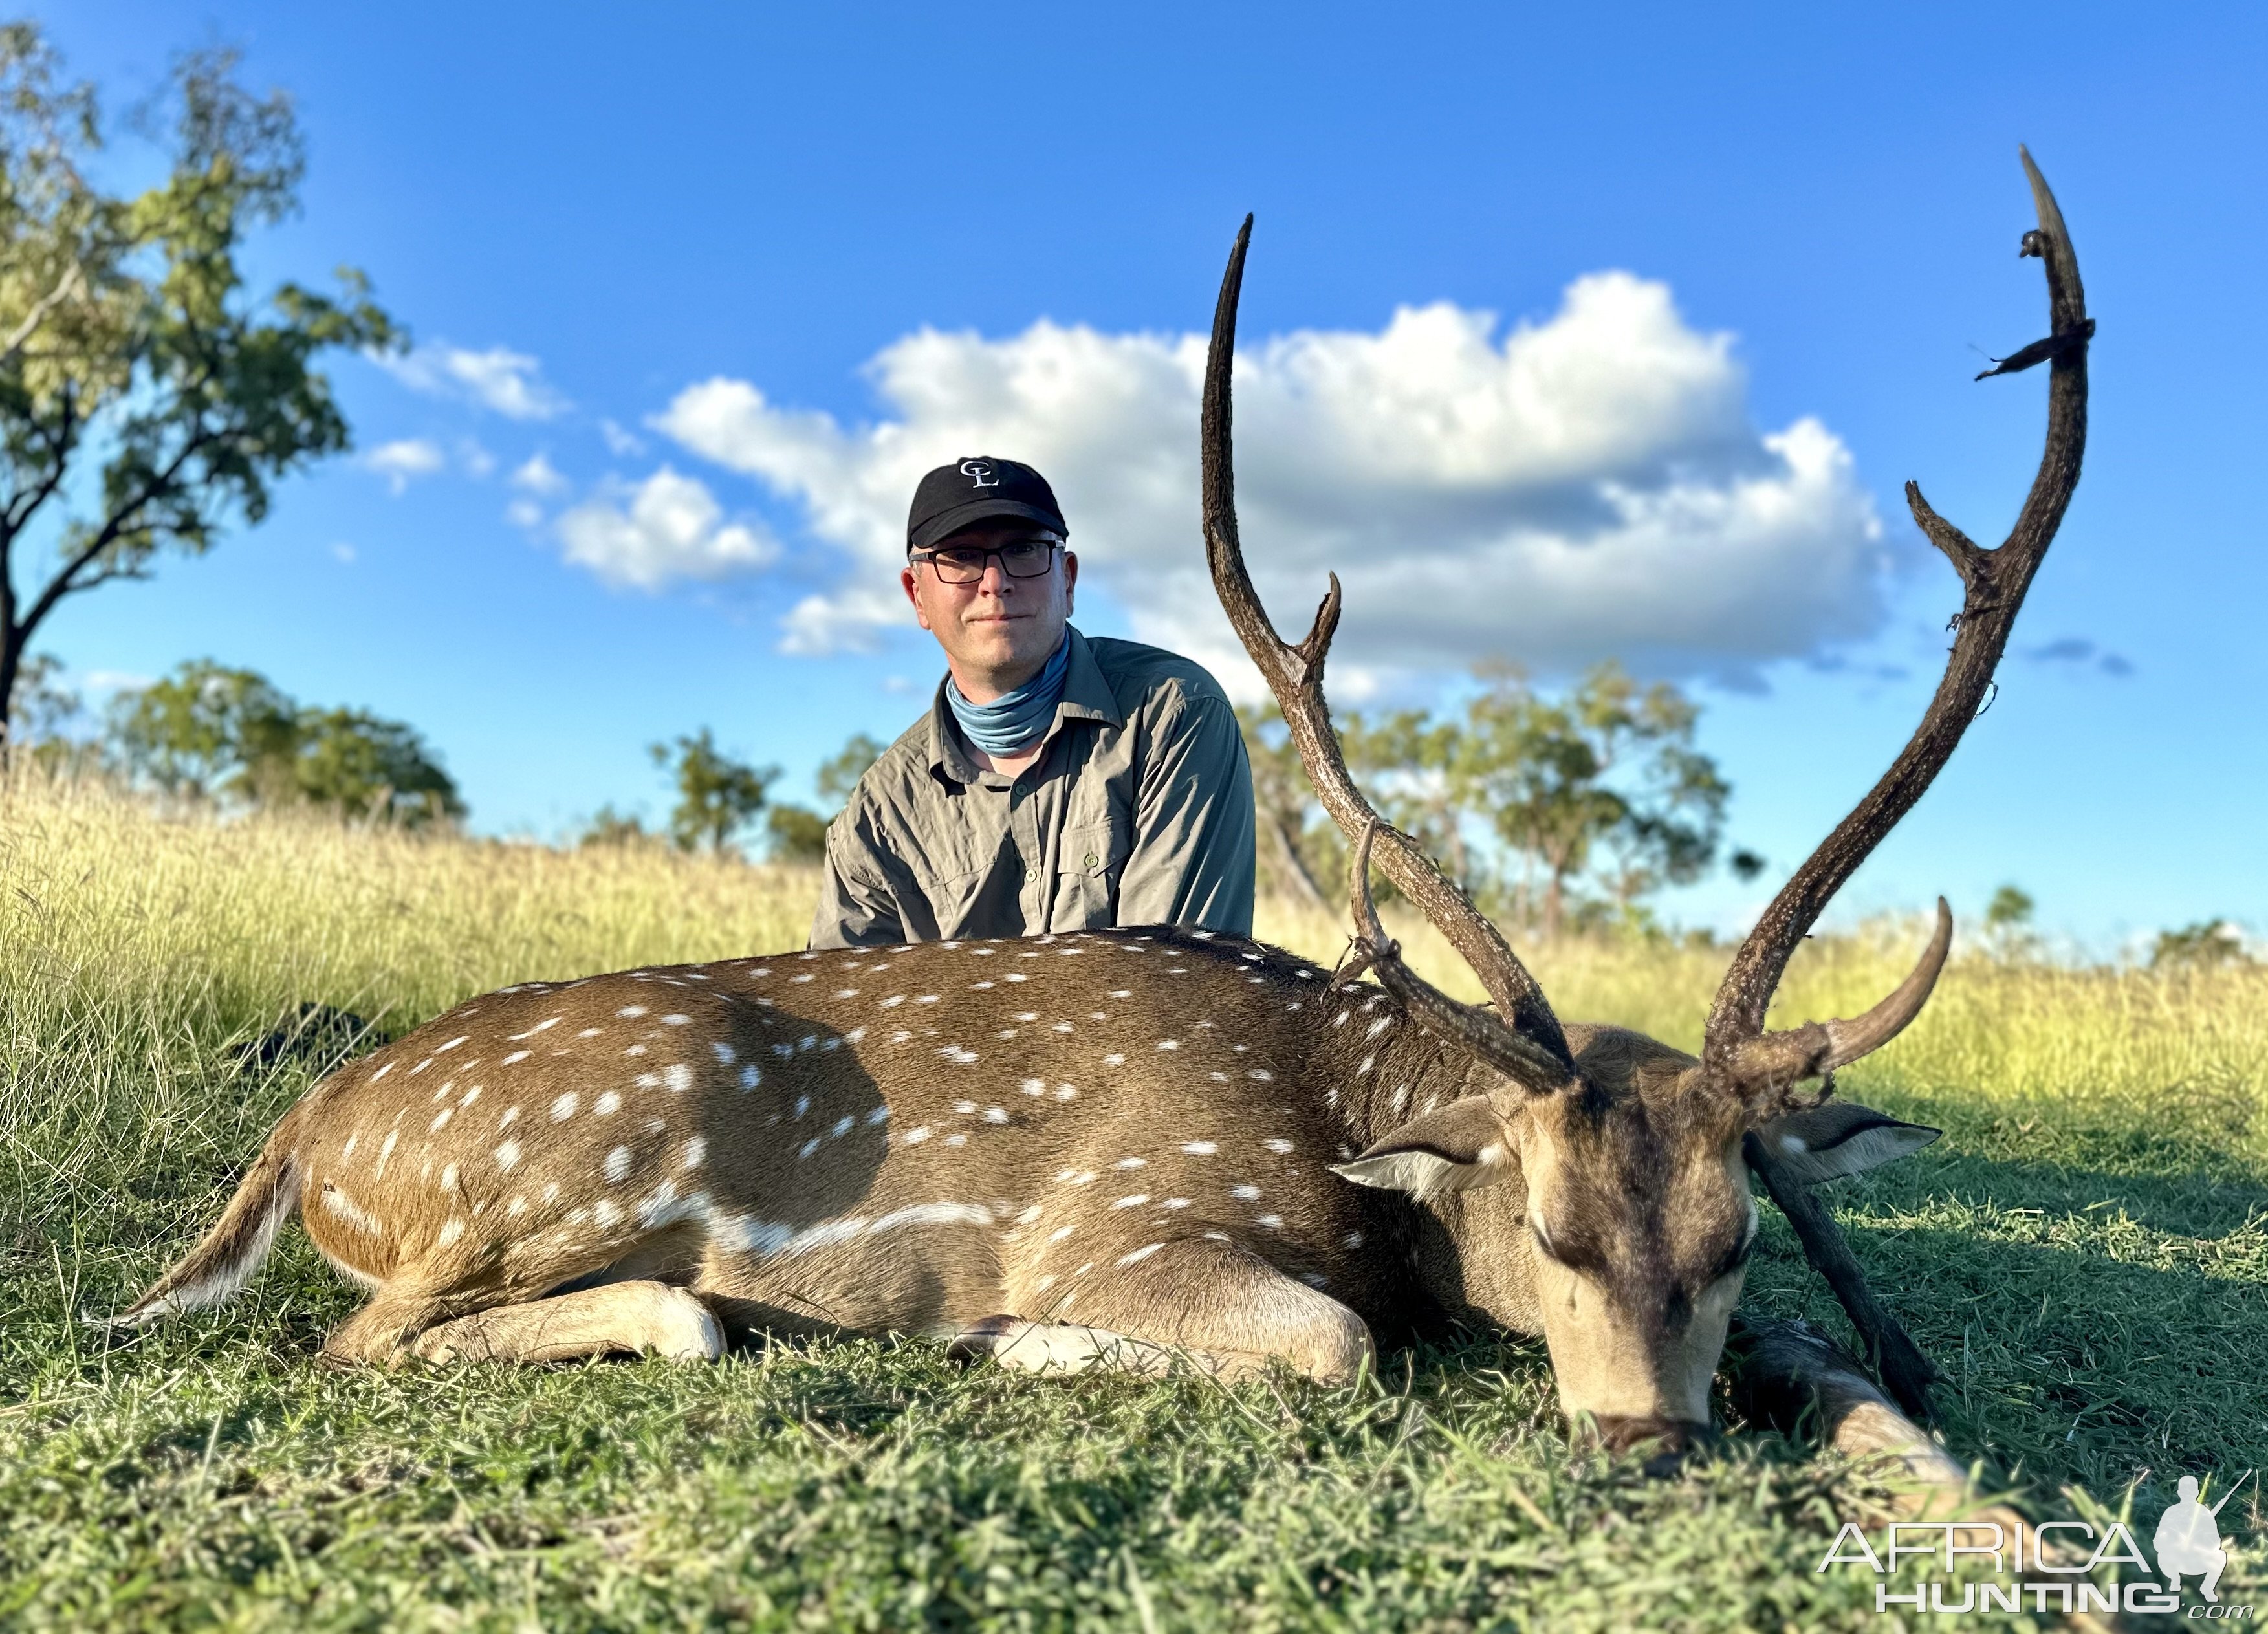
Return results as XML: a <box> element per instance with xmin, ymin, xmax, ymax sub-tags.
<box><xmin>2151</xmin><ymin>919</ymin><xmax>2250</xmax><ymax>971</ymax></box>
<box><xmin>107</xmin><ymin>658</ymin><xmax>461</xmax><ymax>825</ymax></box>
<box><xmin>649</xmin><ymin>728</ymin><xmax>776</xmax><ymax>855</ymax></box>
<box><xmin>1237</xmin><ymin>701</ymin><xmax>1333</xmax><ymax>910</ymax></box>
<box><xmin>816</xmin><ymin>732</ymin><xmax>884</xmax><ymax>806</ymax></box>
<box><xmin>1463</xmin><ymin>662</ymin><xmax>1727</xmax><ymax>936</ymax></box>
<box><xmin>766</xmin><ymin>804</ymin><xmax>829</xmax><ymax>864</ymax></box>
<box><xmin>0</xmin><ymin>28</ymin><xmax>397</xmax><ymax>749</ymax></box>
<box><xmin>577</xmin><ymin>804</ymin><xmax>656</xmax><ymax>849</ymax></box>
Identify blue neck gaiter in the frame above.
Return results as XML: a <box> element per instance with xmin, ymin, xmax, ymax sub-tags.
<box><xmin>946</xmin><ymin>631</ymin><xmax>1072</xmax><ymax>756</ymax></box>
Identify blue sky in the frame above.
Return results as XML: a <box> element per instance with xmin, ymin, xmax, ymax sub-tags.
<box><xmin>34</xmin><ymin>1</ymin><xmax>2268</xmax><ymax>950</ymax></box>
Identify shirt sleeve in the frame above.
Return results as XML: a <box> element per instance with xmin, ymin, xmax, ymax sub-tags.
<box><xmin>810</xmin><ymin>815</ymin><xmax>907</xmax><ymax>950</ymax></box>
<box><xmin>1115</xmin><ymin>692</ymin><xmax>1256</xmax><ymax>937</ymax></box>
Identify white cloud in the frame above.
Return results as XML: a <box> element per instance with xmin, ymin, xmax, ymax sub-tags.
<box><xmin>504</xmin><ymin>498</ymin><xmax>545</xmax><ymax>529</ymax></box>
<box><xmin>556</xmin><ymin>466</ymin><xmax>779</xmax><ymax>591</ymax></box>
<box><xmin>364</xmin><ymin>438</ymin><xmax>446</xmax><ymax>495</ymax></box>
<box><xmin>512</xmin><ymin>453</ymin><xmax>570</xmax><ymax>496</ymax></box>
<box><xmin>656</xmin><ymin>272</ymin><xmax>1889</xmax><ymax>684</ymax></box>
<box><xmin>380</xmin><ymin>343</ymin><xmax>569</xmax><ymax>420</ymax></box>
<box><xmin>600</xmin><ymin>419</ymin><xmax>646</xmax><ymax>456</ymax></box>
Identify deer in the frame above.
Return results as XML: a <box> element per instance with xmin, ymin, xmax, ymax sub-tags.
<box><xmin>109</xmin><ymin>150</ymin><xmax>2088</xmax><ymax>1479</ymax></box>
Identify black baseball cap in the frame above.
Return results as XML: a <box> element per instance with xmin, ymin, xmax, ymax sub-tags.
<box><xmin>906</xmin><ymin>457</ymin><xmax>1068</xmax><ymax>555</ymax></box>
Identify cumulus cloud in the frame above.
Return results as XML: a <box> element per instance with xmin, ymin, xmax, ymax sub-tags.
<box><xmin>653</xmin><ymin>272</ymin><xmax>1889</xmax><ymax>682</ymax></box>
<box><xmin>556</xmin><ymin>466</ymin><xmax>779</xmax><ymax>591</ymax></box>
<box><xmin>512</xmin><ymin>453</ymin><xmax>571</xmax><ymax>496</ymax></box>
<box><xmin>364</xmin><ymin>437</ymin><xmax>446</xmax><ymax>494</ymax></box>
<box><xmin>380</xmin><ymin>343</ymin><xmax>569</xmax><ymax>420</ymax></box>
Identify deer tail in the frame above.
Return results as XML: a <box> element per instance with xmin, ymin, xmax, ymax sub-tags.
<box><xmin>101</xmin><ymin>1100</ymin><xmax>312</xmax><ymax>1329</ymax></box>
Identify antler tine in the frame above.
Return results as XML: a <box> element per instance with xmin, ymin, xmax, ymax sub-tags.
<box><xmin>1703</xmin><ymin>151</ymin><xmax>2091</xmax><ymax>1082</ymax></box>
<box><xmin>1201</xmin><ymin>217</ymin><xmax>1577</xmax><ymax>1078</ymax></box>
<box><xmin>1350</xmin><ymin>820</ymin><xmax>1575</xmax><ymax>1095</ymax></box>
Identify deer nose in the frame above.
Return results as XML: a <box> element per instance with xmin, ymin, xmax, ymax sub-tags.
<box><xmin>1591</xmin><ymin>1414</ymin><xmax>1712</xmax><ymax>1475</ymax></box>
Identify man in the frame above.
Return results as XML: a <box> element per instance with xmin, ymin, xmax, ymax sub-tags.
<box><xmin>811</xmin><ymin>456</ymin><xmax>1255</xmax><ymax>948</ymax></box>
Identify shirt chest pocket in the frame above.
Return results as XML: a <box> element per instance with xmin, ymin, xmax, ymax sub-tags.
<box><xmin>1047</xmin><ymin>818</ymin><xmax>1131</xmax><ymax>930</ymax></box>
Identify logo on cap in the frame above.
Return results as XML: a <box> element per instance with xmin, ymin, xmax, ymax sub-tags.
<box><xmin>959</xmin><ymin>459</ymin><xmax>999</xmax><ymax>490</ymax></box>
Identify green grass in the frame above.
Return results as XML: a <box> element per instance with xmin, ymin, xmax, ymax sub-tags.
<box><xmin>3</xmin><ymin>772</ymin><xmax>2263</xmax><ymax>1629</ymax></box>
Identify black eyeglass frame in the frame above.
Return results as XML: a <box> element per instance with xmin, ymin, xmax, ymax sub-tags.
<box><xmin>908</xmin><ymin>534</ymin><xmax>1065</xmax><ymax>585</ymax></box>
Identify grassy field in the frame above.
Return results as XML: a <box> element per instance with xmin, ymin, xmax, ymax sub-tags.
<box><xmin>2</xmin><ymin>771</ymin><xmax>2262</xmax><ymax>1630</ymax></box>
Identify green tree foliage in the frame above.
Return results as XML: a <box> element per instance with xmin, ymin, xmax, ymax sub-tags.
<box><xmin>0</xmin><ymin>27</ymin><xmax>397</xmax><ymax>746</ymax></box>
<box><xmin>1245</xmin><ymin>663</ymin><xmax>1739</xmax><ymax>935</ymax></box>
<box><xmin>649</xmin><ymin>728</ymin><xmax>777</xmax><ymax>855</ymax></box>
<box><xmin>1985</xmin><ymin>885</ymin><xmax>2036</xmax><ymax>929</ymax></box>
<box><xmin>765</xmin><ymin>730</ymin><xmax>886</xmax><ymax>864</ymax></box>
<box><xmin>2151</xmin><ymin>919</ymin><xmax>2251</xmax><ymax>970</ymax></box>
<box><xmin>576</xmin><ymin>804</ymin><xmax>656</xmax><ymax>849</ymax></box>
<box><xmin>108</xmin><ymin>659</ymin><xmax>461</xmax><ymax>825</ymax></box>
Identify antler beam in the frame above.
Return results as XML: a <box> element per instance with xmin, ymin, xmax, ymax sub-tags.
<box><xmin>1201</xmin><ymin>215</ymin><xmax>1577</xmax><ymax>1091</ymax></box>
<box><xmin>1704</xmin><ymin>148</ymin><xmax>2090</xmax><ymax>1076</ymax></box>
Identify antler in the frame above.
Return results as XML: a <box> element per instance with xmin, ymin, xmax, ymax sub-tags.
<box><xmin>1704</xmin><ymin>149</ymin><xmax>2090</xmax><ymax>1094</ymax></box>
<box><xmin>1202</xmin><ymin>216</ymin><xmax>1576</xmax><ymax>1095</ymax></box>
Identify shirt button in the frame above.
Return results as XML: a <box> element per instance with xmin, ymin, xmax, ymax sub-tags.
<box><xmin>1025</xmin><ymin>867</ymin><xmax>1038</xmax><ymax>882</ymax></box>
<box><xmin>1084</xmin><ymin>852</ymin><xmax>1098</xmax><ymax>867</ymax></box>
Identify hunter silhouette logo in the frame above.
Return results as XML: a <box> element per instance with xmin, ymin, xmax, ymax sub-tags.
<box><xmin>959</xmin><ymin>458</ymin><xmax>999</xmax><ymax>488</ymax></box>
<box><xmin>2156</xmin><ymin>1472</ymin><xmax>2239</xmax><ymax>1604</ymax></box>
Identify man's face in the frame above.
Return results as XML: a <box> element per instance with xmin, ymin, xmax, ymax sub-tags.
<box><xmin>901</xmin><ymin>523</ymin><xmax>1078</xmax><ymax>699</ymax></box>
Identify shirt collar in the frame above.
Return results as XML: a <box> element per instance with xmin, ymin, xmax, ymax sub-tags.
<box><xmin>928</xmin><ymin>624</ymin><xmax>1123</xmax><ymax>785</ymax></box>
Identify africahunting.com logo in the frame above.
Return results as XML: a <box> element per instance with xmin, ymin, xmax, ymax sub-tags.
<box><xmin>1817</xmin><ymin>1470</ymin><xmax>2254</xmax><ymax>1617</ymax></box>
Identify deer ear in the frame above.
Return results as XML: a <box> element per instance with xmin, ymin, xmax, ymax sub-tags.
<box><xmin>1331</xmin><ymin>1097</ymin><xmax>1518</xmax><ymax>1197</ymax></box>
<box><xmin>1751</xmin><ymin>1100</ymin><xmax>1940</xmax><ymax>1186</ymax></box>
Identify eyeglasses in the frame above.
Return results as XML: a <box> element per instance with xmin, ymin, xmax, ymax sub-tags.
<box><xmin>911</xmin><ymin>536</ymin><xmax>1062</xmax><ymax>584</ymax></box>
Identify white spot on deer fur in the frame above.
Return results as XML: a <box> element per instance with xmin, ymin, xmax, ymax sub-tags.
<box><xmin>594</xmin><ymin>1200</ymin><xmax>624</xmax><ymax>1229</ymax></box>
<box><xmin>1342</xmin><ymin>1230</ymin><xmax>1365</xmax><ymax>1248</ymax></box>
<box><xmin>618</xmin><ymin>1005</ymin><xmax>648</xmax><ymax>1018</ymax></box>
<box><xmin>984</xmin><ymin>1107</ymin><xmax>1009</xmax><ymax>1124</ymax></box>
<box><xmin>541</xmin><ymin>1182</ymin><xmax>560</xmax><ymax>1204</ymax></box>
<box><xmin>949</xmin><ymin>1099</ymin><xmax>977</xmax><ymax>1115</ymax></box>
<box><xmin>438</xmin><ymin>1036</ymin><xmax>470</xmax><ymax>1052</ymax></box>
<box><xmin>970</xmin><ymin>946</ymin><xmax>994</xmax><ymax>956</ymax></box>
<box><xmin>1115</xmin><ymin>1157</ymin><xmax>1147</xmax><ymax>1170</ymax></box>
<box><xmin>1104</xmin><ymin>1053</ymin><xmax>1126</xmax><ymax>1067</ymax></box>
<box><xmin>506</xmin><ymin>1195</ymin><xmax>527</xmax><ymax>1217</ymax></box>
<box><xmin>831</xmin><ymin>1116</ymin><xmax>853</xmax><ymax>1138</ymax></box>
<box><xmin>1257</xmin><ymin>1214</ymin><xmax>1284</xmax><ymax>1230</ymax></box>
<box><xmin>506</xmin><ymin>1018</ymin><xmax>560</xmax><ymax>1041</ymax></box>
<box><xmin>791</xmin><ymin>974</ymin><xmax>815</xmax><ymax>985</ymax></box>
<box><xmin>1020</xmin><ymin>1078</ymin><xmax>1046</xmax><ymax>1097</ymax></box>
<box><xmin>889</xmin><ymin>1029</ymin><xmax>913</xmax><ymax>1043</ymax></box>
<box><xmin>342</xmin><ymin>1133</ymin><xmax>360</xmax><ymax>1159</ymax></box>
<box><xmin>1004</xmin><ymin>973</ymin><xmax>1028</xmax><ymax>983</ymax></box>
<box><xmin>1248</xmin><ymin>1069</ymin><xmax>1274</xmax><ymax>1082</ymax></box>
<box><xmin>1181</xmin><ymin>1141</ymin><xmax>1217</xmax><ymax>1156</ymax></box>
<box><xmin>625</xmin><ymin>1044</ymin><xmax>648</xmax><ymax>1057</ymax></box>
<box><xmin>373</xmin><ymin>1131</ymin><xmax>400</xmax><ymax>1178</ymax></box>
<box><xmin>635</xmin><ymin>1072</ymin><xmax>661</xmax><ymax>1089</ymax></box>
<box><xmin>494</xmin><ymin>1138</ymin><xmax>523</xmax><ymax>1172</ymax></box>
<box><xmin>1035</xmin><ymin>1274</ymin><xmax>1057</xmax><ymax>1292</ymax></box>
<box><xmin>866</xmin><ymin>1105</ymin><xmax>889</xmax><ymax>1124</ymax></box>
<box><xmin>591</xmin><ymin>1091</ymin><xmax>619</xmax><ymax>1116</ymax></box>
<box><xmin>370</xmin><ymin>1062</ymin><xmax>393</xmax><ymax>1082</ymax></box>
<box><xmin>636</xmin><ymin>1179</ymin><xmax>687</xmax><ymax>1226</ymax></box>
<box><xmin>845</xmin><ymin>1027</ymin><xmax>867</xmax><ymax>1044</ymax></box>
<box><xmin>410</xmin><ymin>1060</ymin><xmax>432</xmax><ymax>1076</ymax></box>
<box><xmin>945</xmin><ymin>1133</ymin><xmax>967</xmax><ymax>1146</ymax></box>
<box><xmin>663</xmin><ymin>1063</ymin><xmax>693</xmax><ymax>1093</ymax></box>
<box><xmin>1287</xmin><ymin>1002</ymin><xmax>1302</xmax><ymax>1012</ymax></box>
<box><xmin>660</xmin><ymin>1014</ymin><xmax>690</xmax><ymax>1026</ymax></box>
<box><xmin>1067</xmin><ymin>1170</ymin><xmax>1098</xmax><ymax>1186</ymax></box>
<box><xmin>1112</xmin><ymin>1193</ymin><xmax>1151</xmax><ymax>1210</ymax></box>
<box><xmin>939</xmin><ymin>1045</ymin><xmax>980</xmax><ymax>1064</ymax></box>
<box><xmin>1118</xmin><ymin>1243</ymin><xmax>1164</xmax><ymax>1267</ymax></box>
<box><xmin>1264</xmin><ymin>1138</ymin><xmax>1295</xmax><ymax>1154</ymax></box>
<box><xmin>681</xmin><ymin>1137</ymin><xmax>707</xmax><ymax>1170</ymax></box>
<box><xmin>903</xmin><ymin>1126</ymin><xmax>933</xmax><ymax>1144</ymax></box>
<box><xmin>800</xmin><ymin>1036</ymin><xmax>818</xmax><ymax>1051</ymax></box>
<box><xmin>440</xmin><ymin>1162</ymin><xmax>461</xmax><ymax>1193</ymax></box>
<box><xmin>916</xmin><ymin>995</ymin><xmax>939</xmax><ymax>1005</ymax></box>
<box><xmin>1108</xmin><ymin>990</ymin><xmax>1131</xmax><ymax>998</ymax></box>
<box><xmin>1054</xmin><ymin>1084</ymin><xmax>1078</xmax><ymax>1100</ymax></box>
<box><xmin>577</xmin><ymin>1027</ymin><xmax>602</xmax><ymax>1039</ymax></box>
<box><xmin>1157</xmin><ymin>1040</ymin><xmax>1179</xmax><ymax>1051</ymax></box>
<box><xmin>1391</xmin><ymin>1085</ymin><xmax>1410</xmax><ymax>1115</ymax></box>
<box><xmin>1049</xmin><ymin>1225</ymin><xmax>1076</xmax><ymax>1243</ymax></box>
<box><xmin>437</xmin><ymin>1218</ymin><xmax>466</xmax><ymax>1247</ymax></box>
<box><xmin>499</xmin><ymin>1106</ymin><xmax>521</xmax><ymax>1129</ymax></box>
<box><xmin>458</xmin><ymin>1085</ymin><xmax>483</xmax><ymax>1109</ymax></box>
<box><xmin>1208</xmin><ymin>1071</ymin><xmax>1228</xmax><ymax>1083</ymax></box>
<box><xmin>430</xmin><ymin>1108</ymin><xmax>453</xmax><ymax>1133</ymax></box>
<box><xmin>602</xmin><ymin>1146</ymin><xmax>632</xmax><ymax>1183</ymax></box>
<box><xmin>321</xmin><ymin>1186</ymin><xmax>380</xmax><ymax>1234</ymax></box>
<box><xmin>1052</xmin><ymin>1021</ymin><xmax>1074</xmax><ymax>1034</ymax></box>
<box><xmin>970</xmin><ymin>981</ymin><xmax>994</xmax><ymax>990</ymax></box>
<box><xmin>710</xmin><ymin>1041</ymin><xmax>737</xmax><ymax>1065</ymax></box>
<box><xmin>1015</xmin><ymin>1204</ymin><xmax>1043</xmax><ymax>1224</ymax></box>
<box><xmin>1358</xmin><ymin>1054</ymin><xmax>1376</xmax><ymax>1076</ymax></box>
<box><xmin>1298</xmin><ymin>1270</ymin><xmax>1331</xmax><ymax>1289</ymax></box>
<box><xmin>551</xmin><ymin>1093</ymin><xmax>579</xmax><ymax>1120</ymax></box>
<box><xmin>1011</xmin><ymin>1012</ymin><xmax>1039</xmax><ymax>1023</ymax></box>
<box><xmin>799</xmin><ymin>1138</ymin><xmax>821</xmax><ymax>1159</ymax></box>
<box><xmin>1366</xmin><ymin>1015</ymin><xmax>1394</xmax><ymax>1040</ymax></box>
<box><xmin>880</xmin><ymin>994</ymin><xmax>906</xmax><ymax>1008</ymax></box>
<box><xmin>1231</xmin><ymin>1184</ymin><xmax>1261</xmax><ymax>1201</ymax></box>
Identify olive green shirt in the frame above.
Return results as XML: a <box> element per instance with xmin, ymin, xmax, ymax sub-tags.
<box><xmin>811</xmin><ymin>627</ymin><xmax>1256</xmax><ymax>948</ymax></box>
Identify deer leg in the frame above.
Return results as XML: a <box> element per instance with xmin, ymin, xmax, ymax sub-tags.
<box><xmin>959</xmin><ymin>1237</ymin><xmax>1374</xmax><ymax>1384</ymax></box>
<box><xmin>408</xmin><ymin>1281</ymin><xmax>725</xmax><ymax>1364</ymax></box>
